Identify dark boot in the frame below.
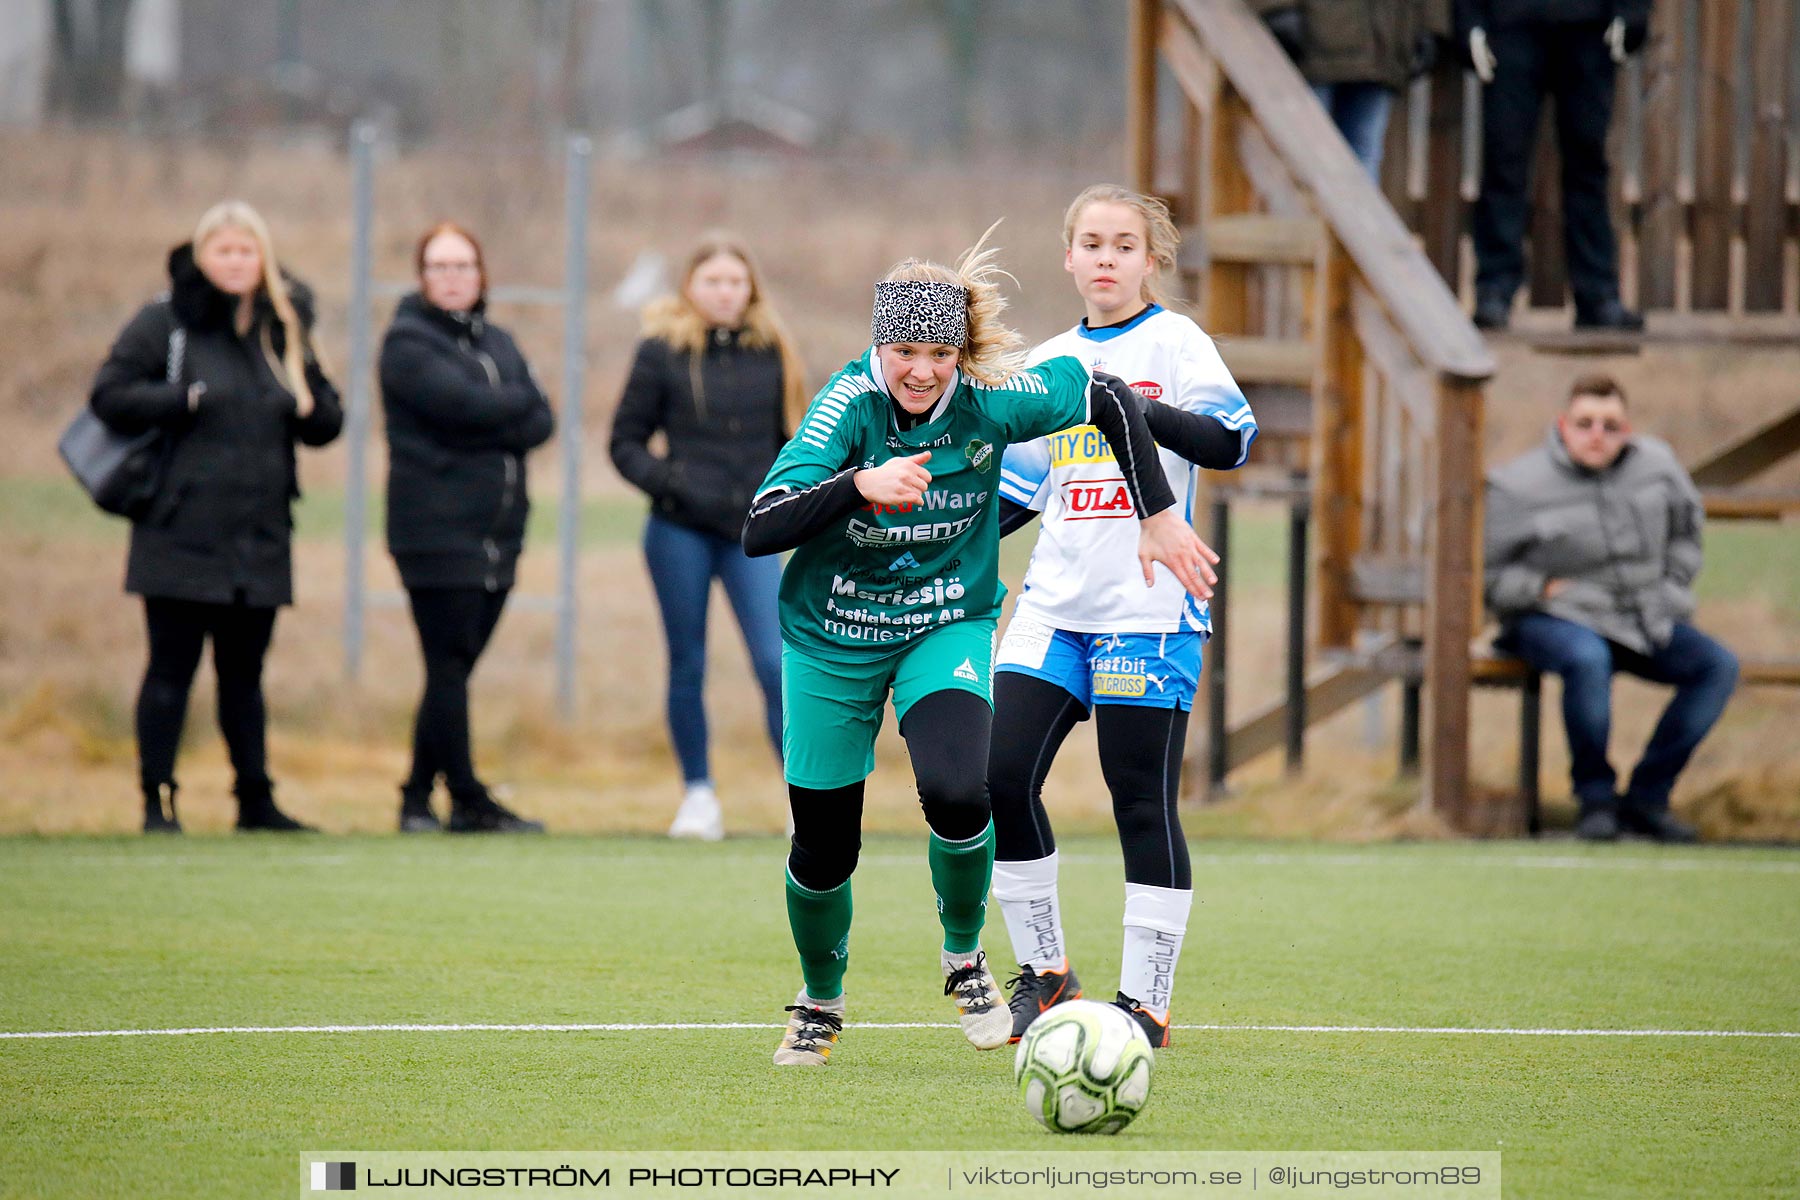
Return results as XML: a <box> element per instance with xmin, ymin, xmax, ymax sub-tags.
<box><xmin>1473</xmin><ymin>291</ymin><xmax>1512</xmax><ymax>331</ymax></box>
<box><xmin>447</xmin><ymin>787</ymin><xmax>544</xmax><ymax>834</ymax></box>
<box><xmin>1575</xmin><ymin>798</ymin><xmax>1620</xmax><ymax>842</ymax></box>
<box><xmin>1619</xmin><ymin>799</ymin><xmax>1698</xmax><ymax>844</ymax></box>
<box><xmin>234</xmin><ymin>778</ymin><xmax>316</xmax><ymax>833</ymax></box>
<box><xmin>399</xmin><ymin>786</ymin><xmax>442</xmax><ymax>834</ymax></box>
<box><xmin>143</xmin><ymin>782</ymin><xmax>182</xmax><ymax>834</ymax></box>
<box><xmin>1573</xmin><ymin>296</ymin><xmax>1645</xmax><ymax>331</ymax></box>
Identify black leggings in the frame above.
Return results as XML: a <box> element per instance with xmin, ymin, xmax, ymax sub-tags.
<box><xmin>137</xmin><ymin>596</ymin><xmax>277</xmax><ymax>794</ymax></box>
<box><xmin>989</xmin><ymin>670</ymin><xmax>1192</xmax><ymax>889</ymax></box>
<box><xmin>404</xmin><ymin>586</ymin><xmax>508</xmax><ymax>801</ymax></box>
<box><xmin>787</xmin><ymin>689</ymin><xmax>992</xmax><ymax>892</ymax></box>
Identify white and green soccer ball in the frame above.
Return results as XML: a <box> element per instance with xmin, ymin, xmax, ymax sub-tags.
<box><xmin>1013</xmin><ymin>998</ymin><xmax>1154</xmax><ymax>1134</ymax></box>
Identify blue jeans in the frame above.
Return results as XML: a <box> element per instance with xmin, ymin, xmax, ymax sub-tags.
<box><xmin>642</xmin><ymin>513</ymin><xmax>783</xmax><ymax>784</ymax></box>
<box><xmin>1496</xmin><ymin>613</ymin><xmax>1738</xmax><ymax>812</ymax></box>
<box><xmin>1313</xmin><ymin>82</ymin><xmax>1393</xmax><ymax>181</ymax></box>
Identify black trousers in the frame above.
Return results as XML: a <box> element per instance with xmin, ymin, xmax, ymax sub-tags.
<box><xmin>1472</xmin><ymin>21</ymin><xmax>1621</xmax><ymax>310</ymax></box>
<box><xmin>137</xmin><ymin>596</ymin><xmax>277</xmax><ymax>795</ymax></box>
<box><xmin>404</xmin><ymin>586</ymin><xmax>509</xmax><ymax>802</ymax></box>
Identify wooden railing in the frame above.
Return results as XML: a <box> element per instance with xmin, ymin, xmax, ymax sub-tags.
<box><xmin>1128</xmin><ymin>0</ymin><xmax>1496</xmax><ymax>824</ymax></box>
<box><xmin>1380</xmin><ymin>0</ymin><xmax>1800</xmax><ymax>337</ymax></box>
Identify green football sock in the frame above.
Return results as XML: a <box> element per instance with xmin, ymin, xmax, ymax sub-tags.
<box><xmin>928</xmin><ymin>821</ymin><xmax>994</xmax><ymax>955</ymax></box>
<box><xmin>785</xmin><ymin>868</ymin><xmax>852</xmax><ymax>1001</ymax></box>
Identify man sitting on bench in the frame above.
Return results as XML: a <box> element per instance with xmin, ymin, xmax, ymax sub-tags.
<box><xmin>1483</xmin><ymin>373</ymin><xmax>1738</xmax><ymax>843</ymax></box>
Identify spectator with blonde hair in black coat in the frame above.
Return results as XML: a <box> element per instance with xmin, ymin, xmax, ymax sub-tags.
<box><xmin>90</xmin><ymin>200</ymin><xmax>342</xmax><ymax>834</ymax></box>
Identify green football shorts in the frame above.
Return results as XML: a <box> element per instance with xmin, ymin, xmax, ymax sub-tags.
<box><xmin>781</xmin><ymin>617</ymin><xmax>997</xmax><ymax>789</ymax></box>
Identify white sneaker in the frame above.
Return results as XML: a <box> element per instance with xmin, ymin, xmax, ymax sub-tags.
<box><xmin>942</xmin><ymin>949</ymin><xmax>1011</xmax><ymax>1050</ymax></box>
<box><xmin>668</xmin><ymin>783</ymin><xmax>724</xmax><ymax>841</ymax></box>
<box><xmin>773</xmin><ymin>991</ymin><xmax>844</xmax><ymax>1066</ymax></box>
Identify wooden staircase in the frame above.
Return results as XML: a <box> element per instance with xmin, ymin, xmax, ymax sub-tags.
<box><xmin>1129</xmin><ymin>0</ymin><xmax>1800</xmax><ymax>830</ymax></box>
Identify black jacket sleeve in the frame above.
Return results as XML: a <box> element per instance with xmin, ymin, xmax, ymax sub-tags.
<box><xmin>291</xmin><ymin>341</ymin><xmax>344</xmax><ymax>447</ymax></box>
<box><xmin>741</xmin><ymin>469</ymin><xmax>864</xmax><ymax>558</ymax></box>
<box><xmin>501</xmin><ymin>392</ymin><xmax>556</xmax><ymax>454</ymax></box>
<box><xmin>379</xmin><ymin>326</ymin><xmax>541</xmax><ymax>435</ymax></box>
<box><xmin>1086</xmin><ymin>372</ymin><xmax>1177</xmax><ymax>519</ymax></box>
<box><xmin>608</xmin><ymin>338</ymin><xmax>675</xmax><ymax>499</ymax></box>
<box><xmin>430</xmin><ymin>340</ymin><xmax>554</xmax><ymax>456</ymax></box>
<box><xmin>998</xmin><ymin>496</ymin><xmax>1039</xmax><ymax>538</ymax></box>
<box><xmin>89</xmin><ymin>305</ymin><xmax>191</xmax><ymax>434</ymax></box>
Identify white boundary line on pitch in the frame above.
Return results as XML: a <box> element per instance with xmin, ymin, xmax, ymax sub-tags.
<box><xmin>4</xmin><ymin>1021</ymin><xmax>1795</xmax><ymax>1041</ymax></box>
<box><xmin>21</xmin><ymin>851</ymin><xmax>1800</xmax><ymax>874</ymax></box>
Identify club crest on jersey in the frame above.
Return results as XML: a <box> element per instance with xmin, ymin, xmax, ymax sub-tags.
<box><xmin>1131</xmin><ymin>380</ymin><xmax>1164</xmax><ymax>402</ymax></box>
<box><xmin>964</xmin><ymin>438</ymin><xmax>994</xmax><ymax>473</ymax></box>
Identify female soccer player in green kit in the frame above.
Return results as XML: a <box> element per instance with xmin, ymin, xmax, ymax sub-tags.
<box><xmin>742</xmin><ymin>229</ymin><xmax>1217</xmax><ymax>1066</ymax></box>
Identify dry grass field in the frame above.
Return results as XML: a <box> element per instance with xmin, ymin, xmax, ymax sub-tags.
<box><xmin>2</xmin><ymin>128</ymin><xmax>1795</xmax><ymax>840</ymax></box>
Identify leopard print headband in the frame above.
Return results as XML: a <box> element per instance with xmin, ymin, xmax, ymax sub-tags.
<box><xmin>871</xmin><ymin>279</ymin><xmax>969</xmax><ymax>348</ymax></box>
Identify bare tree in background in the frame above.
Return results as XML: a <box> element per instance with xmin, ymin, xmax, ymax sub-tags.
<box><xmin>48</xmin><ymin>0</ymin><xmax>135</xmax><ymax>118</ymax></box>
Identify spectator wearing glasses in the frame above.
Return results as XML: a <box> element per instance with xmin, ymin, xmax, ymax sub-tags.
<box><xmin>380</xmin><ymin>222</ymin><xmax>555</xmax><ymax>834</ymax></box>
<box><xmin>1483</xmin><ymin>374</ymin><xmax>1736</xmax><ymax>842</ymax></box>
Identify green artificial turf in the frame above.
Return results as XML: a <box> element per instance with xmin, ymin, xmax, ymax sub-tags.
<box><xmin>2</xmin><ymin>836</ymin><xmax>1795</xmax><ymax>1198</ymax></box>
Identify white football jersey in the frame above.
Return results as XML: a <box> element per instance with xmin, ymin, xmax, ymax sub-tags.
<box><xmin>999</xmin><ymin>305</ymin><xmax>1255</xmax><ymax>634</ymax></box>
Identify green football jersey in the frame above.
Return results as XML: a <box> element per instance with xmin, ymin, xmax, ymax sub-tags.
<box><xmin>758</xmin><ymin>347</ymin><xmax>1093</xmax><ymax>661</ymax></box>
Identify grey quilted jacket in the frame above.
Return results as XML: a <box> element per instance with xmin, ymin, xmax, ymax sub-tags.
<box><xmin>1483</xmin><ymin>425</ymin><xmax>1704</xmax><ymax>655</ymax></box>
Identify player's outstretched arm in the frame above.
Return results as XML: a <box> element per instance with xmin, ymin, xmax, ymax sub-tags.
<box><xmin>1092</xmin><ymin>371</ymin><xmax>1246</xmax><ymax>470</ymax></box>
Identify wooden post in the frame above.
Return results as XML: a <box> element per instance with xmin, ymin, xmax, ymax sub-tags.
<box><xmin>1206</xmin><ymin>89</ymin><xmax>1255</xmax><ymax>336</ymax></box>
<box><xmin>1424</xmin><ymin>375</ymin><xmax>1483</xmax><ymax>826</ymax></box>
<box><xmin>1311</xmin><ymin>239</ymin><xmax>1364</xmax><ymax>651</ymax></box>
<box><xmin>1128</xmin><ymin>0</ymin><xmax>1159</xmax><ymax>192</ymax></box>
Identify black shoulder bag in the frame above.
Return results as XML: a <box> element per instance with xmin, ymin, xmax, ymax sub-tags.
<box><xmin>59</xmin><ymin>326</ymin><xmax>186</xmax><ymax>520</ymax></box>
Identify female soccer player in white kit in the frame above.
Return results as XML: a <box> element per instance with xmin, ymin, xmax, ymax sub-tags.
<box><xmin>990</xmin><ymin>185</ymin><xmax>1257</xmax><ymax>1047</ymax></box>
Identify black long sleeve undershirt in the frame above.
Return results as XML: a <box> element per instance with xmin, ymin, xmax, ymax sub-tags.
<box><xmin>1140</xmin><ymin>401</ymin><xmax>1246</xmax><ymax>469</ymax></box>
<box><xmin>741</xmin><ymin>467</ymin><xmax>864</xmax><ymax>557</ymax></box>
<box><xmin>998</xmin><ymin>497</ymin><xmax>1038</xmax><ymax>538</ymax></box>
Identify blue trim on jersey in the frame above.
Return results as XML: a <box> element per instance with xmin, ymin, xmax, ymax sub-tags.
<box><xmin>997</xmin><ymin>436</ymin><xmax>1052</xmax><ymax>507</ymax></box>
<box><xmin>1076</xmin><ymin>304</ymin><xmax>1164</xmax><ymax>343</ymax></box>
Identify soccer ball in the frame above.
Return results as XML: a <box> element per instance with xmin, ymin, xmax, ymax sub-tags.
<box><xmin>1013</xmin><ymin>999</ymin><xmax>1154</xmax><ymax>1134</ymax></box>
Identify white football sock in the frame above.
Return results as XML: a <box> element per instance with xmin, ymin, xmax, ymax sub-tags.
<box><xmin>992</xmin><ymin>852</ymin><xmax>1066</xmax><ymax>971</ymax></box>
<box><xmin>794</xmin><ymin>988</ymin><xmax>845</xmax><ymax>1015</ymax></box>
<box><xmin>1119</xmin><ymin>883</ymin><xmax>1192</xmax><ymax>1019</ymax></box>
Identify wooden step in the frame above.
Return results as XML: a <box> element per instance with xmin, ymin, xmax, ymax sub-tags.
<box><xmin>1701</xmin><ymin>489</ymin><xmax>1800</xmax><ymax>521</ymax></box>
<box><xmin>1501</xmin><ymin>308</ymin><xmax>1800</xmax><ymax>349</ymax></box>
<box><xmin>1185</xmin><ymin>214</ymin><xmax>1323</xmax><ymax>267</ymax></box>
<box><xmin>1350</xmin><ymin>554</ymin><xmax>1425</xmax><ymax>606</ymax></box>
<box><xmin>1218</xmin><ymin>336</ymin><xmax>1314</xmax><ymax>387</ymax></box>
<box><xmin>1238</xmin><ymin>384</ymin><xmax>1311</xmax><ymax>440</ymax></box>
